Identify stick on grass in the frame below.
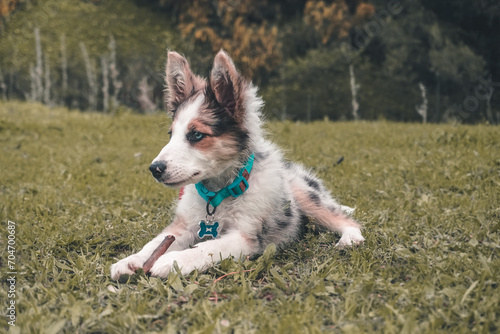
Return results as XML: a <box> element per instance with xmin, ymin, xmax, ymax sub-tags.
<box><xmin>143</xmin><ymin>235</ymin><xmax>175</xmax><ymax>274</ymax></box>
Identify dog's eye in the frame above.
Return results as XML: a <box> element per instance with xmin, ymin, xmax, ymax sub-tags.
<box><xmin>167</xmin><ymin>130</ymin><xmax>172</xmax><ymax>137</ymax></box>
<box><xmin>187</xmin><ymin>131</ymin><xmax>205</xmax><ymax>143</ymax></box>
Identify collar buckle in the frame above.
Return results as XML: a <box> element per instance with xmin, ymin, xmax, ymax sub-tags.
<box><xmin>228</xmin><ymin>175</ymin><xmax>249</xmax><ymax>198</ymax></box>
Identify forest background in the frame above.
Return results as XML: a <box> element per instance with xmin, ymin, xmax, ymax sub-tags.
<box><xmin>0</xmin><ymin>0</ymin><xmax>499</xmax><ymax>123</ymax></box>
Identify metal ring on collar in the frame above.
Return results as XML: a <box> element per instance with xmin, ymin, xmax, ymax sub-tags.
<box><xmin>206</xmin><ymin>197</ymin><xmax>217</xmax><ymax>216</ymax></box>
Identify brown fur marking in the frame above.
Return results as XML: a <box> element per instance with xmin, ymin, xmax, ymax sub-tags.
<box><xmin>188</xmin><ymin>117</ymin><xmax>215</xmax><ymax>136</ymax></box>
<box><xmin>291</xmin><ymin>184</ymin><xmax>360</xmax><ymax>232</ymax></box>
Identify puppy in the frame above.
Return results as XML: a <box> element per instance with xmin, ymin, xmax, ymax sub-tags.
<box><xmin>110</xmin><ymin>50</ymin><xmax>364</xmax><ymax>280</ymax></box>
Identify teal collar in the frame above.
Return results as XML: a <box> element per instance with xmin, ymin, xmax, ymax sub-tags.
<box><xmin>195</xmin><ymin>153</ymin><xmax>255</xmax><ymax>208</ymax></box>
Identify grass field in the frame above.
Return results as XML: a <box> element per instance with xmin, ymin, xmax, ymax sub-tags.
<box><xmin>1</xmin><ymin>101</ymin><xmax>499</xmax><ymax>333</ymax></box>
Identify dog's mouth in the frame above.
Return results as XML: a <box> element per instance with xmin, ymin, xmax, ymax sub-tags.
<box><xmin>161</xmin><ymin>172</ymin><xmax>200</xmax><ymax>188</ymax></box>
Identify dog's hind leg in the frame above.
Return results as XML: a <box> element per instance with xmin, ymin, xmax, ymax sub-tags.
<box><xmin>288</xmin><ymin>165</ymin><xmax>364</xmax><ymax>248</ymax></box>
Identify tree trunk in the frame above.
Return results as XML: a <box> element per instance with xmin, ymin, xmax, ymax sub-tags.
<box><xmin>349</xmin><ymin>64</ymin><xmax>360</xmax><ymax>121</ymax></box>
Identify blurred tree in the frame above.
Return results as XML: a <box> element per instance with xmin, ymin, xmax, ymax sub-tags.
<box><xmin>428</xmin><ymin>23</ymin><xmax>486</xmax><ymax>121</ymax></box>
<box><xmin>304</xmin><ymin>0</ymin><xmax>374</xmax><ymax>44</ymax></box>
<box><xmin>263</xmin><ymin>48</ymin><xmax>351</xmax><ymax>121</ymax></box>
<box><xmin>0</xmin><ymin>0</ymin><xmax>21</xmax><ymax>34</ymax></box>
<box><xmin>0</xmin><ymin>0</ymin><xmax>497</xmax><ymax>122</ymax></box>
<box><xmin>369</xmin><ymin>2</ymin><xmax>487</xmax><ymax>122</ymax></box>
<box><xmin>0</xmin><ymin>0</ymin><xmax>19</xmax><ymax>17</ymax></box>
<box><xmin>0</xmin><ymin>0</ymin><xmax>186</xmax><ymax>110</ymax></box>
<box><xmin>421</xmin><ymin>0</ymin><xmax>500</xmax><ymax>78</ymax></box>
<box><xmin>421</xmin><ymin>0</ymin><xmax>499</xmax><ymax>122</ymax></box>
<box><xmin>161</xmin><ymin>0</ymin><xmax>281</xmax><ymax>82</ymax></box>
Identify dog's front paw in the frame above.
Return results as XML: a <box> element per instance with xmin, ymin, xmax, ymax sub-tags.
<box><xmin>149</xmin><ymin>250</ymin><xmax>203</xmax><ymax>278</ymax></box>
<box><xmin>110</xmin><ymin>254</ymin><xmax>146</xmax><ymax>281</ymax></box>
<box><xmin>335</xmin><ymin>226</ymin><xmax>365</xmax><ymax>249</ymax></box>
<box><xmin>148</xmin><ymin>254</ymin><xmax>175</xmax><ymax>278</ymax></box>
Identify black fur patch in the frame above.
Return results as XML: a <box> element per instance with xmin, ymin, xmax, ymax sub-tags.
<box><xmin>283</xmin><ymin>200</ymin><xmax>293</xmax><ymax>217</ymax></box>
<box><xmin>204</xmin><ymin>83</ymin><xmax>249</xmax><ymax>152</ymax></box>
<box><xmin>255</xmin><ymin>151</ymin><xmax>269</xmax><ymax>162</ymax></box>
<box><xmin>277</xmin><ymin>220</ymin><xmax>290</xmax><ymax>229</ymax></box>
<box><xmin>308</xmin><ymin>191</ymin><xmax>321</xmax><ymax>206</ymax></box>
<box><xmin>262</xmin><ymin>220</ymin><xmax>270</xmax><ymax>236</ymax></box>
<box><xmin>282</xmin><ymin>159</ymin><xmax>293</xmax><ymax>169</ymax></box>
<box><xmin>256</xmin><ymin>233</ymin><xmax>264</xmax><ymax>250</ymax></box>
<box><xmin>297</xmin><ymin>214</ymin><xmax>309</xmax><ymax>238</ymax></box>
<box><xmin>305</xmin><ymin>176</ymin><xmax>320</xmax><ymax>190</ymax></box>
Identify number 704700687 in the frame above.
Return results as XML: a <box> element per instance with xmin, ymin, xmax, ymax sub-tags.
<box><xmin>7</xmin><ymin>220</ymin><xmax>16</xmax><ymax>271</ymax></box>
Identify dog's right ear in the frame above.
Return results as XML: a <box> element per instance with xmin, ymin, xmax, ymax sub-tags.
<box><xmin>165</xmin><ymin>51</ymin><xmax>203</xmax><ymax>114</ymax></box>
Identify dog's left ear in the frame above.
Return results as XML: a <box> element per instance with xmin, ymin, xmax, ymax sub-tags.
<box><xmin>210</xmin><ymin>50</ymin><xmax>246</xmax><ymax>119</ymax></box>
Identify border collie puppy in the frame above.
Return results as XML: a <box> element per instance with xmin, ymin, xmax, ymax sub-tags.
<box><xmin>111</xmin><ymin>50</ymin><xmax>364</xmax><ymax>280</ymax></box>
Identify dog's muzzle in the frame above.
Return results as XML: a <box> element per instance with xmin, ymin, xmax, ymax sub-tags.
<box><xmin>149</xmin><ymin>161</ymin><xmax>167</xmax><ymax>180</ymax></box>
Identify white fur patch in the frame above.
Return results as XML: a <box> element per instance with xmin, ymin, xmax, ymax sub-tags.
<box><xmin>151</xmin><ymin>95</ymin><xmax>209</xmax><ymax>187</ymax></box>
<box><xmin>340</xmin><ymin>205</ymin><xmax>356</xmax><ymax>216</ymax></box>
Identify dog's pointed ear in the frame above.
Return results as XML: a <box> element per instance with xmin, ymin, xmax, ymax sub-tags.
<box><xmin>210</xmin><ymin>50</ymin><xmax>245</xmax><ymax>118</ymax></box>
<box><xmin>165</xmin><ymin>51</ymin><xmax>203</xmax><ymax>114</ymax></box>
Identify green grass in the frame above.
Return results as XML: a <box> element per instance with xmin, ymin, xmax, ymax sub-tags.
<box><xmin>1</xmin><ymin>101</ymin><xmax>499</xmax><ymax>333</ymax></box>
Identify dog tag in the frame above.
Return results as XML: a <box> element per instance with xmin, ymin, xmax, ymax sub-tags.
<box><xmin>198</xmin><ymin>220</ymin><xmax>219</xmax><ymax>239</ymax></box>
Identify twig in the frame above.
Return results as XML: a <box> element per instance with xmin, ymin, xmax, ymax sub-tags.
<box><xmin>143</xmin><ymin>235</ymin><xmax>176</xmax><ymax>274</ymax></box>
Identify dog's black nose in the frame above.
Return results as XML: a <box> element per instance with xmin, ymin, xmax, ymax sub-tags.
<box><xmin>149</xmin><ymin>161</ymin><xmax>167</xmax><ymax>180</ymax></box>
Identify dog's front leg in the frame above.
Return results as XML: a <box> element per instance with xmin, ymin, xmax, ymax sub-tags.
<box><xmin>110</xmin><ymin>216</ymin><xmax>193</xmax><ymax>281</ymax></box>
<box><xmin>149</xmin><ymin>230</ymin><xmax>254</xmax><ymax>278</ymax></box>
